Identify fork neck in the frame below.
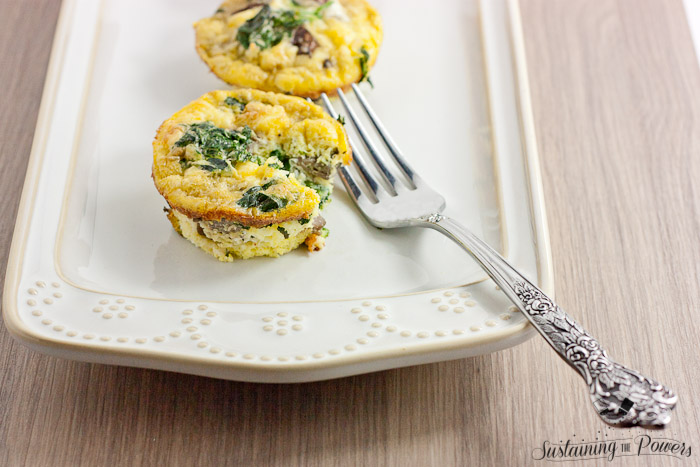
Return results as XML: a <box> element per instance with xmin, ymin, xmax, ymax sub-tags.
<box><xmin>416</xmin><ymin>213</ymin><xmax>532</xmax><ymax>296</ymax></box>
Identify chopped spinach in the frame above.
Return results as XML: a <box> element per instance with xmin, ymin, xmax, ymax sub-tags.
<box><xmin>299</xmin><ymin>217</ymin><xmax>310</xmax><ymax>225</ymax></box>
<box><xmin>358</xmin><ymin>47</ymin><xmax>374</xmax><ymax>87</ymax></box>
<box><xmin>204</xmin><ymin>158</ymin><xmax>229</xmax><ymax>172</ymax></box>
<box><xmin>175</xmin><ymin>122</ymin><xmax>261</xmax><ymax>172</ymax></box>
<box><xmin>224</xmin><ymin>96</ymin><xmax>246</xmax><ymax>111</ymax></box>
<box><xmin>236</xmin><ymin>5</ymin><xmax>303</xmax><ymax>50</ymax></box>
<box><xmin>305</xmin><ymin>180</ymin><xmax>331</xmax><ymax>207</ymax></box>
<box><xmin>277</xmin><ymin>226</ymin><xmax>289</xmax><ymax>239</ymax></box>
<box><xmin>236</xmin><ymin>3</ymin><xmax>331</xmax><ymax>50</ymax></box>
<box><xmin>261</xmin><ymin>180</ymin><xmax>276</xmax><ymax>190</ymax></box>
<box><xmin>237</xmin><ymin>186</ymin><xmax>289</xmax><ymax>212</ymax></box>
<box><xmin>336</xmin><ymin>115</ymin><xmax>345</xmax><ymax>125</ymax></box>
<box><xmin>269</xmin><ymin>148</ymin><xmax>291</xmax><ymax>171</ymax></box>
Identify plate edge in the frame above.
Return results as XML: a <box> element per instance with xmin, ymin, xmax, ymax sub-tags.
<box><xmin>2</xmin><ymin>0</ymin><xmax>79</xmax><ymax>349</ymax></box>
<box><xmin>507</xmin><ymin>0</ymin><xmax>555</xmax><ymax>297</ymax></box>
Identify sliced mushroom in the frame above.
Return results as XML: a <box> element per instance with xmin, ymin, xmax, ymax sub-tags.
<box><xmin>311</xmin><ymin>215</ymin><xmax>326</xmax><ymax>233</ymax></box>
<box><xmin>292</xmin><ymin>26</ymin><xmax>318</xmax><ymax>56</ymax></box>
<box><xmin>293</xmin><ymin>157</ymin><xmax>332</xmax><ymax>180</ymax></box>
<box><xmin>201</xmin><ymin>219</ymin><xmax>247</xmax><ymax>235</ymax></box>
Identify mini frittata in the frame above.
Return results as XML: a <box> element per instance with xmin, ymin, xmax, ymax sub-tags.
<box><xmin>194</xmin><ymin>0</ymin><xmax>382</xmax><ymax>97</ymax></box>
<box><xmin>152</xmin><ymin>89</ymin><xmax>351</xmax><ymax>260</ymax></box>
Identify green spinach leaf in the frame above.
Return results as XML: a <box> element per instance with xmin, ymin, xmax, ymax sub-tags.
<box><xmin>358</xmin><ymin>47</ymin><xmax>374</xmax><ymax>87</ymax></box>
<box><xmin>237</xmin><ymin>186</ymin><xmax>289</xmax><ymax>212</ymax></box>
<box><xmin>237</xmin><ymin>5</ymin><xmax>304</xmax><ymax>50</ymax></box>
<box><xmin>224</xmin><ymin>96</ymin><xmax>246</xmax><ymax>111</ymax></box>
<box><xmin>277</xmin><ymin>226</ymin><xmax>289</xmax><ymax>238</ymax></box>
<box><xmin>175</xmin><ymin>122</ymin><xmax>261</xmax><ymax>172</ymax></box>
<box><xmin>236</xmin><ymin>3</ymin><xmax>331</xmax><ymax>51</ymax></box>
<box><xmin>269</xmin><ymin>148</ymin><xmax>291</xmax><ymax>171</ymax></box>
<box><xmin>261</xmin><ymin>180</ymin><xmax>277</xmax><ymax>190</ymax></box>
<box><xmin>305</xmin><ymin>180</ymin><xmax>331</xmax><ymax>207</ymax></box>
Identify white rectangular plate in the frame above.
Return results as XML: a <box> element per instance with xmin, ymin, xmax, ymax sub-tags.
<box><xmin>3</xmin><ymin>0</ymin><xmax>552</xmax><ymax>382</ymax></box>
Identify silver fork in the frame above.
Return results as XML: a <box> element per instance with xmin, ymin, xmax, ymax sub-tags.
<box><xmin>318</xmin><ymin>84</ymin><xmax>677</xmax><ymax>427</ymax></box>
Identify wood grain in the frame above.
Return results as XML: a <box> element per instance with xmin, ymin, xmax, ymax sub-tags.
<box><xmin>1</xmin><ymin>0</ymin><xmax>700</xmax><ymax>465</ymax></box>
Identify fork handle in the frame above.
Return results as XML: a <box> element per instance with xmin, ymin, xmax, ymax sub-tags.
<box><xmin>419</xmin><ymin>213</ymin><xmax>677</xmax><ymax>427</ymax></box>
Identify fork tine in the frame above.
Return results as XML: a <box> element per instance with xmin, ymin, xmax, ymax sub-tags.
<box><xmin>336</xmin><ymin>88</ymin><xmax>399</xmax><ymax>195</ymax></box>
<box><xmin>350</xmin><ymin>83</ymin><xmax>417</xmax><ymax>188</ymax></box>
<box><xmin>347</xmin><ymin>147</ymin><xmax>381</xmax><ymax>199</ymax></box>
<box><xmin>319</xmin><ymin>93</ymin><xmax>381</xmax><ymax>201</ymax></box>
<box><xmin>337</xmin><ymin>166</ymin><xmax>363</xmax><ymax>203</ymax></box>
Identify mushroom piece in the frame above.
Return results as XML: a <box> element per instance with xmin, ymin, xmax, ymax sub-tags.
<box><xmin>311</xmin><ymin>215</ymin><xmax>326</xmax><ymax>233</ymax></box>
<box><xmin>201</xmin><ymin>219</ymin><xmax>247</xmax><ymax>235</ymax></box>
<box><xmin>292</xmin><ymin>26</ymin><xmax>318</xmax><ymax>56</ymax></box>
<box><xmin>294</xmin><ymin>157</ymin><xmax>333</xmax><ymax>180</ymax></box>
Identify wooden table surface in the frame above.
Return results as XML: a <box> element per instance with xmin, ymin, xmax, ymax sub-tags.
<box><xmin>2</xmin><ymin>0</ymin><xmax>699</xmax><ymax>465</ymax></box>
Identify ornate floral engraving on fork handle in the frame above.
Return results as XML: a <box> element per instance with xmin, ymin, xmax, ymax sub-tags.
<box><xmin>421</xmin><ymin>213</ymin><xmax>677</xmax><ymax>427</ymax></box>
<box><xmin>513</xmin><ymin>282</ymin><xmax>677</xmax><ymax>426</ymax></box>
